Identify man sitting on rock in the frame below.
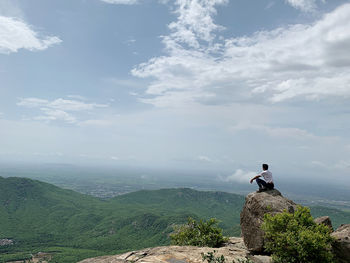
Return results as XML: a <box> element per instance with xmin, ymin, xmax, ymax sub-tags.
<box><xmin>250</xmin><ymin>163</ymin><xmax>274</xmax><ymax>192</ymax></box>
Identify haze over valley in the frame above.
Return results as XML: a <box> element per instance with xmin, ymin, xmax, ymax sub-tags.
<box><xmin>1</xmin><ymin>163</ymin><xmax>350</xmax><ymax>210</ymax></box>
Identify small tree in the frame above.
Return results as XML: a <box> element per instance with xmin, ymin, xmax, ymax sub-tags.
<box><xmin>170</xmin><ymin>217</ymin><xmax>228</xmax><ymax>247</ymax></box>
<box><xmin>261</xmin><ymin>205</ymin><xmax>335</xmax><ymax>263</ymax></box>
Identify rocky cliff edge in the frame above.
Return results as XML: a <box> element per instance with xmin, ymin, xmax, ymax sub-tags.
<box><xmin>78</xmin><ymin>237</ymin><xmax>271</xmax><ymax>263</ymax></box>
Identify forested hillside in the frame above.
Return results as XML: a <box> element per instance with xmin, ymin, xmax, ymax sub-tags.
<box><xmin>0</xmin><ymin>176</ymin><xmax>349</xmax><ymax>262</ymax></box>
<box><xmin>0</xmin><ymin>177</ymin><xmax>243</xmax><ymax>262</ymax></box>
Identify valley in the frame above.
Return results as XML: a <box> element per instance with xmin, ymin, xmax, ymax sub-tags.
<box><xmin>1</xmin><ymin>174</ymin><xmax>350</xmax><ymax>262</ymax></box>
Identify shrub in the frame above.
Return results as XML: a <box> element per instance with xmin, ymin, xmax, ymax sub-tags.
<box><xmin>201</xmin><ymin>251</ymin><xmax>253</xmax><ymax>263</ymax></box>
<box><xmin>261</xmin><ymin>205</ymin><xmax>335</xmax><ymax>263</ymax></box>
<box><xmin>201</xmin><ymin>251</ymin><xmax>226</xmax><ymax>263</ymax></box>
<box><xmin>170</xmin><ymin>217</ymin><xmax>228</xmax><ymax>247</ymax></box>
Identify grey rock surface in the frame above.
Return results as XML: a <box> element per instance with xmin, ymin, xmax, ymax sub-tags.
<box><xmin>240</xmin><ymin>189</ymin><xmax>297</xmax><ymax>253</ymax></box>
<box><xmin>314</xmin><ymin>216</ymin><xmax>333</xmax><ymax>231</ymax></box>
<box><xmin>331</xmin><ymin>224</ymin><xmax>350</xmax><ymax>263</ymax></box>
<box><xmin>78</xmin><ymin>237</ymin><xmax>271</xmax><ymax>263</ymax></box>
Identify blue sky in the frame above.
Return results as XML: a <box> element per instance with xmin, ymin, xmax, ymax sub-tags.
<box><xmin>1</xmin><ymin>0</ymin><xmax>350</xmax><ymax>185</ymax></box>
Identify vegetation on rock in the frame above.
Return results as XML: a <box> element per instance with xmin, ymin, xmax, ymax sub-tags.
<box><xmin>201</xmin><ymin>251</ymin><xmax>254</xmax><ymax>263</ymax></box>
<box><xmin>201</xmin><ymin>251</ymin><xmax>226</xmax><ymax>263</ymax></box>
<box><xmin>170</xmin><ymin>217</ymin><xmax>228</xmax><ymax>247</ymax></box>
<box><xmin>262</xmin><ymin>205</ymin><xmax>335</xmax><ymax>263</ymax></box>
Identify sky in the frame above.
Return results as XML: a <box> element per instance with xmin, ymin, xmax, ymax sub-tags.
<box><xmin>1</xmin><ymin>0</ymin><xmax>350</xmax><ymax>185</ymax></box>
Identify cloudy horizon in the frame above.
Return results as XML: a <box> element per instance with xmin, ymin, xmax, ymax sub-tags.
<box><xmin>1</xmin><ymin>0</ymin><xmax>350</xmax><ymax>185</ymax></box>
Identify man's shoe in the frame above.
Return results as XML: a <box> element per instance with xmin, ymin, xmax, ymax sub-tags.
<box><xmin>256</xmin><ymin>188</ymin><xmax>267</xmax><ymax>193</ymax></box>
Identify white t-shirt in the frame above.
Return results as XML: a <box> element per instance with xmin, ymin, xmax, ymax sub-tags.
<box><xmin>259</xmin><ymin>170</ymin><xmax>273</xmax><ymax>183</ymax></box>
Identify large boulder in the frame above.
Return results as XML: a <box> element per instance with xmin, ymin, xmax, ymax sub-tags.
<box><xmin>331</xmin><ymin>224</ymin><xmax>350</xmax><ymax>263</ymax></box>
<box><xmin>314</xmin><ymin>216</ymin><xmax>333</xmax><ymax>232</ymax></box>
<box><xmin>240</xmin><ymin>189</ymin><xmax>297</xmax><ymax>253</ymax></box>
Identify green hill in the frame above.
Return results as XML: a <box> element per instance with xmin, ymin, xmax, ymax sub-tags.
<box><xmin>1</xmin><ymin>176</ymin><xmax>350</xmax><ymax>263</ymax></box>
<box><xmin>0</xmin><ymin>177</ymin><xmax>244</xmax><ymax>262</ymax></box>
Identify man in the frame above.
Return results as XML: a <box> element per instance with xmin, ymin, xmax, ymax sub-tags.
<box><xmin>250</xmin><ymin>163</ymin><xmax>274</xmax><ymax>192</ymax></box>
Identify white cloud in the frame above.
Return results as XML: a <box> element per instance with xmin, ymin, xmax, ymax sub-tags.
<box><xmin>334</xmin><ymin>160</ymin><xmax>350</xmax><ymax>170</ymax></box>
<box><xmin>67</xmin><ymin>95</ymin><xmax>87</xmax><ymax>101</ymax></box>
<box><xmin>230</xmin><ymin>122</ymin><xmax>339</xmax><ymax>144</ymax></box>
<box><xmin>104</xmin><ymin>77</ymin><xmax>144</xmax><ymax>88</ymax></box>
<box><xmin>79</xmin><ymin>119</ymin><xmax>114</xmax><ymax>127</ymax></box>
<box><xmin>100</xmin><ymin>0</ymin><xmax>170</xmax><ymax>5</ymax></box>
<box><xmin>166</xmin><ymin>0</ymin><xmax>228</xmax><ymax>48</ymax></box>
<box><xmin>133</xmin><ymin>2</ymin><xmax>350</xmax><ymax>107</ymax></box>
<box><xmin>125</xmin><ymin>39</ymin><xmax>136</xmax><ymax>45</ymax></box>
<box><xmin>265</xmin><ymin>1</ymin><xmax>275</xmax><ymax>10</ymax></box>
<box><xmin>310</xmin><ymin>160</ymin><xmax>327</xmax><ymax>167</ymax></box>
<box><xmin>197</xmin><ymin>155</ymin><xmax>213</xmax><ymax>162</ymax></box>
<box><xmin>16</xmin><ymin>98</ymin><xmax>49</xmax><ymax>108</ymax></box>
<box><xmin>33</xmin><ymin>152</ymin><xmax>64</xmax><ymax>157</ymax></box>
<box><xmin>17</xmin><ymin>97</ymin><xmax>107</xmax><ymax>111</ymax></box>
<box><xmin>311</xmin><ymin>160</ymin><xmax>350</xmax><ymax>171</ymax></box>
<box><xmin>230</xmin><ymin>123</ymin><xmax>315</xmax><ymax>140</ymax></box>
<box><xmin>49</xmin><ymin>98</ymin><xmax>107</xmax><ymax>111</ymax></box>
<box><xmin>0</xmin><ymin>16</ymin><xmax>61</xmax><ymax>54</ymax></box>
<box><xmin>100</xmin><ymin>0</ymin><xmax>139</xmax><ymax>4</ymax></box>
<box><xmin>285</xmin><ymin>0</ymin><xmax>317</xmax><ymax>12</ymax></box>
<box><xmin>221</xmin><ymin>169</ymin><xmax>257</xmax><ymax>183</ymax></box>
<box><xmin>33</xmin><ymin>108</ymin><xmax>77</xmax><ymax>123</ymax></box>
<box><xmin>17</xmin><ymin>97</ymin><xmax>108</xmax><ymax>124</ymax></box>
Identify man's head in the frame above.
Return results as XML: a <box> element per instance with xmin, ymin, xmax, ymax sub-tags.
<box><xmin>262</xmin><ymin>163</ymin><xmax>268</xmax><ymax>170</ymax></box>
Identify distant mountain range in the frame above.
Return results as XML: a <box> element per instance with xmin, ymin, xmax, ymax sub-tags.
<box><xmin>0</xmin><ymin>176</ymin><xmax>349</xmax><ymax>262</ymax></box>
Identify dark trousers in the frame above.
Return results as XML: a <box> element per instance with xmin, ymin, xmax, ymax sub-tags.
<box><xmin>256</xmin><ymin>178</ymin><xmax>274</xmax><ymax>189</ymax></box>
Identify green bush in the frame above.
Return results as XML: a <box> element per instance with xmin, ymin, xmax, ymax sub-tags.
<box><xmin>261</xmin><ymin>205</ymin><xmax>335</xmax><ymax>263</ymax></box>
<box><xmin>201</xmin><ymin>251</ymin><xmax>226</xmax><ymax>263</ymax></box>
<box><xmin>201</xmin><ymin>251</ymin><xmax>253</xmax><ymax>263</ymax></box>
<box><xmin>170</xmin><ymin>217</ymin><xmax>228</xmax><ymax>247</ymax></box>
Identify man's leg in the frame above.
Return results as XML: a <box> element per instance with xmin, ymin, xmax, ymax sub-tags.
<box><xmin>266</xmin><ymin>182</ymin><xmax>274</xmax><ymax>190</ymax></box>
<box><xmin>256</xmin><ymin>178</ymin><xmax>267</xmax><ymax>190</ymax></box>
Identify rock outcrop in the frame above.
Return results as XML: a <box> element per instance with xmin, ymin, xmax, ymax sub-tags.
<box><xmin>331</xmin><ymin>224</ymin><xmax>350</xmax><ymax>263</ymax></box>
<box><xmin>314</xmin><ymin>216</ymin><xmax>333</xmax><ymax>231</ymax></box>
<box><xmin>78</xmin><ymin>237</ymin><xmax>271</xmax><ymax>263</ymax></box>
<box><xmin>240</xmin><ymin>189</ymin><xmax>297</xmax><ymax>253</ymax></box>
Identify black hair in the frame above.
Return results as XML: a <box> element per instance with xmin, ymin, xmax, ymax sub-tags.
<box><xmin>262</xmin><ymin>163</ymin><xmax>268</xmax><ymax>170</ymax></box>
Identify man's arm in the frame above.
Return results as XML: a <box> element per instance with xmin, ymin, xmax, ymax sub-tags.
<box><xmin>250</xmin><ymin>174</ymin><xmax>261</xmax><ymax>184</ymax></box>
